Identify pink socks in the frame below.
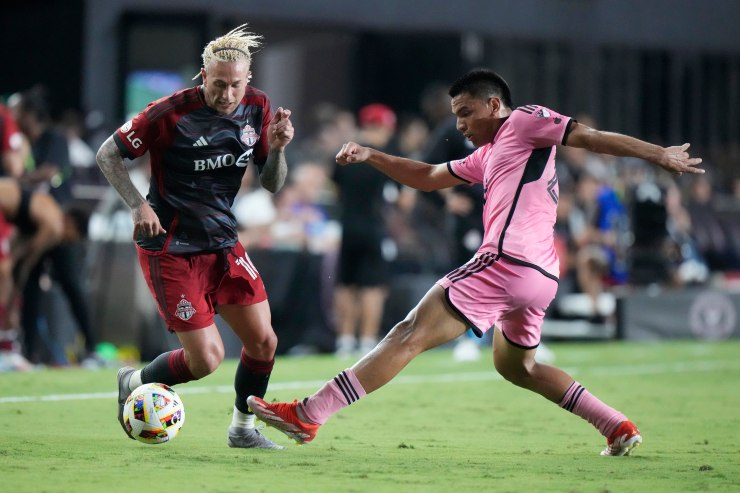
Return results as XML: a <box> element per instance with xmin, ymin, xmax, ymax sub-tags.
<box><xmin>299</xmin><ymin>368</ymin><xmax>367</xmax><ymax>425</ymax></box>
<box><xmin>559</xmin><ymin>381</ymin><xmax>627</xmax><ymax>437</ymax></box>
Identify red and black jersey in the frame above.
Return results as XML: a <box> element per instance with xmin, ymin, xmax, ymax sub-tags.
<box><xmin>114</xmin><ymin>85</ymin><xmax>271</xmax><ymax>254</ymax></box>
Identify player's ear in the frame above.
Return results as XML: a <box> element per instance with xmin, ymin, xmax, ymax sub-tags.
<box><xmin>200</xmin><ymin>67</ymin><xmax>207</xmax><ymax>83</ymax></box>
<box><xmin>488</xmin><ymin>97</ymin><xmax>499</xmax><ymax>115</ymax></box>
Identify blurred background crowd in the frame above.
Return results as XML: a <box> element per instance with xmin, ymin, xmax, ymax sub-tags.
<box><xmin>0</xmin><ymin>0</ymin><xmax>738</xmax><ymax>370</ymax></box>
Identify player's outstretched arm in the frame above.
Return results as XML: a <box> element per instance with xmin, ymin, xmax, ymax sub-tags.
<box><xmin>335</xmin><ymin>141</ymin><xmax>463</xmax><ymax>192</ymax></box>
<box><xmin>565</xmin><ymin>122</ymin><xmax>704</xmax><ymax>176</ymax></box>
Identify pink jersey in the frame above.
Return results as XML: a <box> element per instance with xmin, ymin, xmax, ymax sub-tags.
<box><xmin>448</xmin><ymin>105</ymin><xmax>574</xmax><ymax>280</ymax></box>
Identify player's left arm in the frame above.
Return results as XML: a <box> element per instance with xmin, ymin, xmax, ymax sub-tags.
<box><xmin>260</xmin><ymin>107</ymin><xmax>293</xmax><ymax>193</ymax></box>
<box><xmin>565</xmin><ymin>121</ymin><xmax>704</xmax><ymax>176</ymax></box>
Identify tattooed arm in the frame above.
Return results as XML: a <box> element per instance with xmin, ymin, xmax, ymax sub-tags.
<box><xmin>96</xmin><ymin>135</ymin><xmax>165</xmax><ymax>239</ymax></box>
<box><xmin>260</xmin><ymin>107</ymin><xmax>294</xmax><ymax>193</ymax></box>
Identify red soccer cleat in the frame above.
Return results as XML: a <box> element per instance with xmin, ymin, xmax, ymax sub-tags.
<box><xmin>601</xmin><ymin>420</ymin><xmax>642</xmax><ymax>456</ymax></box>
<box><xmin>247</xmin><ymin>396</ymin><xmax>320</xmax><ymax>445</ymax></box>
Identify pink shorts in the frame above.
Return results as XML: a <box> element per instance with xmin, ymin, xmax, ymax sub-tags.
<box><xmin>137</xmin><ymin>242</ymin><xmax>268</xmax><ymax>332</ymax></box>
<box><xmin>436</xmin><ymin>252</ymin><xmax>558</xmax><ymax>349</ymax></box>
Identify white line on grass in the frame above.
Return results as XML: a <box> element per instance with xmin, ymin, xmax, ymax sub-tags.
<box><xmin>1</xmin><ymin>359</ymin><xmax>738</xmax><ymax>404</ymax></box>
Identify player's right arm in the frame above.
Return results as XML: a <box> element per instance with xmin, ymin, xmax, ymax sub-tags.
<box><xmin>96</xmin><ymin>135</ymin><xmax>165</xmax><ymax>239</ymax></box>
<box><xmin>335</xmin><ymin>142</ymin><xmax>463</xmax><ymax>192</ymax></box>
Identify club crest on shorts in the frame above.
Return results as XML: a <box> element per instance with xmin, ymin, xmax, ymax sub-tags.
<box><xmin>175</xmin><ymin>296</ymin><xmax>196</xmax><ymax>321</ymax></box>
<box><xmin>240</xmin><ymin>124</ymin><xmax>258</xmax><ymax>146</ymax></box>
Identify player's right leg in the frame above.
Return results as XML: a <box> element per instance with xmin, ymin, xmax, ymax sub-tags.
<box><xmin>249</xmin><ymin>285</ymin><xmax>468</xmax><ymax>444</ymax></box>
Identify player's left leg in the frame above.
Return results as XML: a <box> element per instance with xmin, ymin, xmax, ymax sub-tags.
<box><xmin>118</xmin><ymin>324</ymin><xmax>224</xmax><ymax>439</ymax></box>
<box><xmin>492</xmin><ymin>327</ymin><xmax>641</xmax><ymax>456</ymax></box>
<box><xmin>219</xmin><ymin>301</ymin><xmax>282</xmax><ymax>449</ymax></box>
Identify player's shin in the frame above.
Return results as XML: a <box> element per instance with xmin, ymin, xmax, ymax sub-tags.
<box><xmin>300</xmin><ymin>368</ymin><xmax>367</xmax><ymax>425</ymax></box>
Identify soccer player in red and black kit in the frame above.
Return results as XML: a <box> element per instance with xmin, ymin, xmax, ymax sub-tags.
<box><xmin>96</xmin><ymin>24</ymin><xmax>294</xmax><ymax>449</ymax></box>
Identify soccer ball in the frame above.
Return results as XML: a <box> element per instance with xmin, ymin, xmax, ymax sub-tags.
<box><xmin>122</xmin><ymin>383</ymin><xmax>185</xmax><ymax>444</ymax></box>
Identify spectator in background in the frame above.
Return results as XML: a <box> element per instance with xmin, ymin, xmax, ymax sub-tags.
<box><xmin>686</xmin><ymin>174</ymin><xmax>740</xmax><ymax>272</ymax></box>
<box><xmin>384</xmin><ymin>115</ymin><xmax>430</xmax><ymax>274</ymax></box>
<box><xmin>332</xmin><ymin>103</ymin><xmax>397</xmax><ymax>357</ymax></box>
<box><xmin>233</xmin><ymin>166</ymin><xmax>278</xmax><ymax>250</ymax></box>
<box><xmin>59</xmin><ymin>109</ymin><xmax>99</xmax><ymax>189</ymax></box>
<box><xmin>0</xmin><ymin>179</ymin><xmax>64</xmax><ymax>370</ymax></box>
<box><xmin>570</xmin><ymin>169</ymin><xmax>629</xmax><ymax>320</ymax></box>
<box><xmin>10</xmin><ymin>87</ymin><xmax>99</xmax><ymax>367</ymax></box>
<box><xmin>663</xmin><ymin>180</ymin><xmax>709</xmax><ymax>285</ymax></box>
<box><xmin>9</xmin><ymin>86</ymin><xmax>73</xmax><ymax>204</ymax></box>
<box><xmin>0</xmin><ymin>103</ymin><xmax>26</xmax><ymax>367</ymax></box>
<box><xmin>0</xmin><ymin>103</ymin><xmax>25</xmax><ymax>178</ymax></box>
<box><xmin>294</xmin><ymin>102</ymin><xmax>357</xmax><ymax>165</ymax></box>
<box><xmin>270</xmin><ymin>161</ymin><xmax>338</xmax><ymax>254</ymax></box>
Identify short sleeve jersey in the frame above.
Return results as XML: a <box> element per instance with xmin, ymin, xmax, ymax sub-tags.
<box><xmin>114</xmin><ymin>85</ymin><xmax>271</xmax><ymax>254</ymax></box>
<box><xmin>448</xmin><ymin>105</ymin><xmax>574</xmax><ymax>280</ymax></box>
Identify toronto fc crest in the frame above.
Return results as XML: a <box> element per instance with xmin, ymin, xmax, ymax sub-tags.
<box><xmin>240</xmin><ymin>124</ymin><xmax>258</xmax><ymax>146</ymax></box>
<box><xmin>175</xmin><ymin>296</ymin><xmax>196</xmax><ymax>321</ymax></box>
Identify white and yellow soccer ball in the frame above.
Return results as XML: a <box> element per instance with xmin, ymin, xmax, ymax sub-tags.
<box><xmin>123</xmin><ymin>383</ymin><xmax>185</xmax><ymax>444</ymax></box>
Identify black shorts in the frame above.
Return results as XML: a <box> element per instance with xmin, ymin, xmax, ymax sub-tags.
<box><xmin>338</xmin><ymin>236</ymin><xmax>388</xmax><ymax>287</ymax></box>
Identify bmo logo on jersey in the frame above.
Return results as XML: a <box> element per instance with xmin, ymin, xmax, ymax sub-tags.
<box><xmin>193</xmin><ymin>149</ymin><xmax>253</xmax><ymax>171</ymax></box>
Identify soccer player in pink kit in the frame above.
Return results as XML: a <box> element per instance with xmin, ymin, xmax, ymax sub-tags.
<box><xmin>249</xmin><ymin>69</ymin><xmax>704</xmax><ymax>455</ymax></box>
<box><xmin>97</xmin><ymin>25</ymin><xmax>293</xmax><ymax>449</ymax></box>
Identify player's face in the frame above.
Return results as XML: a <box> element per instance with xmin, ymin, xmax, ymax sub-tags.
<box><xmin>451</xmin><ymin>93</ymin><xmax>499</xmax><ymax>147</ymax></box>
<box><xmin>201</xmin><ymin>59</ymin><xmax>251</xmax><ymax>115</ymax></box>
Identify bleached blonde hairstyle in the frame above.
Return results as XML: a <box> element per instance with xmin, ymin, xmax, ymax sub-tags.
<box><xmin>193</xmin><ymin>24</ymin><xmax>262</xmax><ymax>80</ymax></box>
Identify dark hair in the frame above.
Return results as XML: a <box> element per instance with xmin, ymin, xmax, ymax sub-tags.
<box><xmin>448</xmin><ymin>69</ymin><xmax>513</xmax><ymax>109</ymax></box>
<box><xmin>17</xmin><ymin>85</ymin><xmax>51</xmax><ymax>123</ymax></box>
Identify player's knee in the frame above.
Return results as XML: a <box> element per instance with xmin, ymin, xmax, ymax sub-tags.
<box><xmin>386</xmin><ymin>318</ymin><xmax>425</xmax><ymax>352</ymax></box>
<box><xmin>244</xmin><ymin>329</ymin><xmax>277</xmax><ymax>359</ymax></box>
<box><xmin>187</xmin><ymin>344</ymin><xmax>224</xmax><ymax>377</ymax></box>
<box><xmin>494</xmin><ymin>358</ymin><xmax>534</xmax><ymax>387</ymax></box>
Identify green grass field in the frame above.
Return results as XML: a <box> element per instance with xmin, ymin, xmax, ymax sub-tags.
<box><xmin>1</xmin><ymin>340</ymin><xmax>739</xmax><ymax>493</ymax></box>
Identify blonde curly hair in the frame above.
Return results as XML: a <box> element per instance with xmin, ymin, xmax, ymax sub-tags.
<box><xmin>193</xmin><ymin>24</ymin><xmax>262</xmax><ymax>79</ymax></box>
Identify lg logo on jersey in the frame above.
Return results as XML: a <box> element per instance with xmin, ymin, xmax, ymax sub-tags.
<box><xmin>193</xmin><ymin>149</ymin><xmax>253</xmax><ymax>171</ymax></box>
<box><xmin>120</xmin><ymin>120</ymin><xmax>143</xmax><ymax>149</ymax></box>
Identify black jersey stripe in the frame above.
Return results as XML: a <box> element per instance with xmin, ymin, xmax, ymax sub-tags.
<box><xmin>516</xmin><ymin>107</ymin><xmax>533</xmax><ymax>114</ymax></box>
<box><xmin>561</xmin><ymin>118</ymin><xmax>577</xmax><ymax>145</ymax></box>
<box><xmin>446</xmin><ymin>257</ymin><xmax>485</xmax><ymax>283</ymax></box>
<box><xmin>447</xmin><ymin>252</ymin><xmax>497</xmax><ymax>283</ymax></box>
<box><xmin>446</xmin><ymin>161</ymin><xmax>471</xmax><ymax>183</ymax></box>
<box><xmin>496</xmin><ymin>147</ymin><xmax>552</xmax><ymax>257</ymax></box>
